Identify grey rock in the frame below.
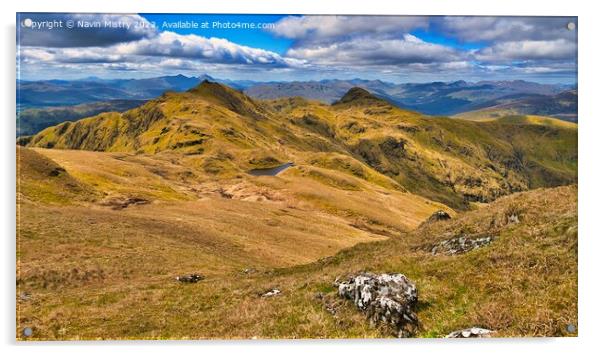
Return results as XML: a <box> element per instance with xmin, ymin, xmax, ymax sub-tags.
<box><xmin>431</xmin><ymin>234</ymin><xmax>493</xmax><ymax>255</ymax></box>
<box><xmin>337</xmin><ymin>273</ymin><xmax>418</xmax><ymax>337</ymax></box>
<box><xmin>261</xmin><ymin>288</ymin><xmax>281</xmax><ymax>297</ymax></box>
<box><xmin>175</xmin><ymin>273</ymin><xmax>204</xmax><ymax>283</ymax></box>
<box><xmin>446</xmin><ymin>327</ymin><xmax>493</xmax><ymax>338</ymax></box>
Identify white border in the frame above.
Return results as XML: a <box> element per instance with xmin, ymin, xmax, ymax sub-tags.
<box><xmin>2</xmin><ymin>1</ymin><xmax>600</xmax><ymax>353</ymax></box>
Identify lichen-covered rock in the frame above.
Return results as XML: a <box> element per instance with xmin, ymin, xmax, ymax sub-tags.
<box><xmin>431</xmin><ymin>234</ymin><xmax>493</xmax><ymax>255</ymax></box>
<box><xmin>446</xmin><ymin>327</ymin><xmax>493</xmax><ymax>338</ymax></box>
<box><xmin>337</xmin><ymin>273</ymin><xmax>418</xmax><ymax>337</ymax></box>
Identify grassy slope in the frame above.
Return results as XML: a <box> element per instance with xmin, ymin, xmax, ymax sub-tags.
<box><xmin>17</xmin><ymin>82</ymin><xmax>578</xmax><ymax>339</ymax></box>
<box><xmin>17</xmin><ymin>99</ymin><xmax>147</xmax><ymax>136</ymax></box>
<box><xmin>17</xmin><ymin>144</ymin><xmax>445</xmax><ymax>339</ymax></box>
<box><xmin>455</xmin><ymin>106</ymin><xmax>578</xmax><ymax>124</ymax></box>
<box><xmin>270</xmin><ymin>91</ymin><xmax>577</xmax><ymax>209</ymax></box>
<box><xmin>17</xmin><ymin>185</ymin><xmax>577</xmax><ymax>339</ymax></box>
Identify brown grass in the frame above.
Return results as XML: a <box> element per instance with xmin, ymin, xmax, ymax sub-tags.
<box><xmin>17</xmin><ymin>164</ymin><xmax>577</xmax><ymax>339</ymax></box>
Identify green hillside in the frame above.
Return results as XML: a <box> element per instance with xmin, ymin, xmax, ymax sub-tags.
<box><xmin>17</xmin><ymin>99</ymin><xmax>147</xmax><ymax>136</ymax></box>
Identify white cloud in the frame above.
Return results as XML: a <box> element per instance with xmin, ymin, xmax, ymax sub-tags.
<box><xmin>20</xmin><ymin>47</ymin><xmax>125</xmax><ymax>64</ymax></box>
<box><xmin>113</xmin><ymin>31</ymin><xmax>302</xmax><ymax>67</ymax></box>
<box><xmin>440</xmin><ymin>61</ymin><xmax>472</xmax><ymax>70</ymax></box>
<box><xmin>17</xmin><ymin>14</ymin><xmax>578</xmax><ymax>82</ymax></box>
<box><xmin>270</xmin><ymin>15</ymin><xmax>428</xmax><ymax>43</ymax></box>
<box><xmin>475</xmin><ymin>39</ymin><xmax>577</xmax><ymax>61</ymax></box>
<box><xmin>439</xmin><ymin>16</ymin><xmax>576</xmax><ymax>43</ymax></box>
<box><xmin>286</xmin><ymin>34</ymin><xmax>461</xmax><ymax>67</ymax></box>
<box><xmin>20</xmin><ymin>31</ymin><xmax>305</xmax><ymax>69</ymax></box>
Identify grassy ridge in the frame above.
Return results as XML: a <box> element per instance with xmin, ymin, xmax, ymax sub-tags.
<box><xmin>17</xmin><ymin>99</ymin><xmax>147</xmax><ymax>137</ymax></box>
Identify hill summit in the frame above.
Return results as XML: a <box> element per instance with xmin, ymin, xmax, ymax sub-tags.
<box><xmin>335</xmin><ymin>87</ymin><xmax>388</xmax><ymax>106</ymax></box>
<box><xmin>187</xmin><ymin>80</ymin><xmax>266</xmax><ymax>119</ymax></box>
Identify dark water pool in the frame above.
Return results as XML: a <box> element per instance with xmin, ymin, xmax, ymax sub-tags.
<box><xmin>248</xmin><ymin>162</ymin><xmax>294</xmax><ymax>176</ymax></box>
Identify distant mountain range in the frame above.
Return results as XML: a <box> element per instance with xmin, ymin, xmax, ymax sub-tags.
<box><xmin>17</xmin><ymin>74</ymin><xmax>219</xmax><ymax>109</ymax></box>
<box><xmin>16</xmin><ymin>75</ymin><xmax>577</xmax><ymax>136</ymax></box>
<box><xmin>245</xmin><ymin>79</ymin><xmax>574</xmax><ymax>116</ymax></box>
<box><xmin>454</xmin><ymin>90</ymin><xmax>577</xmax><ymax>122</ymax></box>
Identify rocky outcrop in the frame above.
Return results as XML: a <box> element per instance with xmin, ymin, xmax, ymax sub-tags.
<box><xmin>337</xmin><ymin>273</ymin><xmax>418</xmax><ymax>337</ymax></box>
<box><xmin>446</xmin><ymin>327</ymin><xmax>493</xmax><ymax>338</ymax></box>
<box><xmin>431</xmin><ymin>234</ymin><xmax>493</xmax><ymax>255</ymax></box>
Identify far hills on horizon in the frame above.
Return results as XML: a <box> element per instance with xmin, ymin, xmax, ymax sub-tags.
<box><xmin>17</xmin><ymin>74</ymin><xmax>577</xmax><ymax>136</ymax></box>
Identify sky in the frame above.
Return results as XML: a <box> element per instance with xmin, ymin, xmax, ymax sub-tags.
<box><xmin>16</xmin><ymin>13</ymin><xmax>578</xmax><ymax>84</ymax></box>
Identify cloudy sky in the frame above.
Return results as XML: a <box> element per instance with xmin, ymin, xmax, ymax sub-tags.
<box><xmin>17</xmin><ymin>13</ymin><xmax>577</xmax><ymax>83</ymax></box>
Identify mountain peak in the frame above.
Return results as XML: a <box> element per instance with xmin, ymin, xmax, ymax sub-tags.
<box><xmin>335</xmin><ymin>87</ymin><xmax>386</xmax><ymax>105</ymax></box>
<box><xmin>188</xmin><ymin>80</ymin><xmax>238</xmax><ymax>97</ymax></box>
<box><xmin>188</xmin><ymin>80</ymin><xmax>265</xmax><ymax>118</ymax></box>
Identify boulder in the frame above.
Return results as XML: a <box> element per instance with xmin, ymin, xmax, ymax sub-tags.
<box><xmin>431</xmin><ymin>234</ymin><xmax>493</xmax><ymax>255</ymax></box>
<box><xmin>426</xmin><ymin>210</ymin><xmax>452</xmax><ymax>223</ymax></box>
<box><xmin>175</xmin><ymin>273</ymin><xmax>204</xmax><ymax>283</ymax></box>
<box><xmin>446</xmin><ymin>327</ymin><xmax>493</xmax><ymax>338</ymax></box>
<box><xmin>337</xmin><ymin>273</ymin><xmax>418</xmax><ymax>337</ymax></box>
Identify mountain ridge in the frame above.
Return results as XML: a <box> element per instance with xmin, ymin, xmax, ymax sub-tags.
<box><xmin>26</xmin><ymin>81</ymin><xmax>577</xmax><ymax>210</ymax></box>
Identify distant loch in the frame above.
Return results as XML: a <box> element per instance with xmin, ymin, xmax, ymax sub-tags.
<box><xmin>248</xmin><ymin>162</ymin><xmax>294</xmax><ymax>176</ymax></box>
